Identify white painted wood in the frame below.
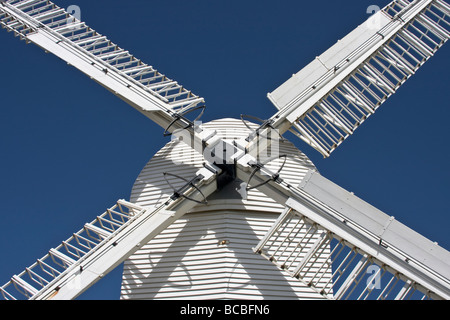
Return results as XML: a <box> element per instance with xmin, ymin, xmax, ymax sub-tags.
<box><xmin>266</xmin><ymin>0</ymin><xmax>449</xmax><ymax>157</ymax></box>
<box><xmin>234</xmin><ymin>158</ymin><xmax>450</xmax><ymax>299</ymax></box>
<box><xmin>120</xmin><ymin>118</ymin><xmax>330</xmax><ymax>300</ymax></box>
<box><xmin>268</xmin><ymin>10</ymin><xmax>392</xmax><ymax>110</ymax></box>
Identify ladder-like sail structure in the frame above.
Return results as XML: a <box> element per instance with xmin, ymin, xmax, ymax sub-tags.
<box><xmin>0</xmin><ymin>0</ymin><xmax>206</xmax><ymax>135</ymax></box>
<box><xmin>1</xmin><ymin>0</ymin><xmax>448</xmax><ymax>301</ymax></box>
<box><xmin>0</xmin><ymin>200</ymin><xmax>146</xmax><ymax>300</ymax></box>
<box><xmin>0</xmin><ymin>167</ymin><xmax>218</xmax><ymax>300</ymax></box>
<box><xmin>268</xmin><ymin>0</ymin><xmax>450</xmax><ymax>157</ymax></box>
<box><xmin>235</xmin><ymin>158</ymin><xmax>450</xmax><ymax>300</ymax></box>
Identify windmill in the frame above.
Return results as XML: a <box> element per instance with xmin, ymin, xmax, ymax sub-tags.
<box><xmin>0</xmin><ymin>0</ymin><xmax>449</xmax><ymax>300</ymax></box>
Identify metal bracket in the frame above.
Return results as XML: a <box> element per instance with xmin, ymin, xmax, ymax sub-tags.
<box><xmin>163</xmin><ymin>105</ymin><xmax>206</xmax><ymax>137</ymax></box>
<box><xmin>163</xmin><ymin>172</ymin><xmax>208</xmax><ymax>205</ymax></box>
<box><xmin>245</xmin><ymin>154</ymin><xmax>287</xmax><ymax>191</ymax></box>
<box><xmin>241</xmin><ymin>114</ymin><xmax>286</xmax><ymax>143</ymax></box>
<box><xmin>378</xmin><ymin>215</ymin><xmax>396</xmax><ymax>246</ymax></box>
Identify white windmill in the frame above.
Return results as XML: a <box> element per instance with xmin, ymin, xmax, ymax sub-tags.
<box><xmin>0</xmin><ymin>0</ymin><xmax>449</xmax><ymax>300</ymax></box>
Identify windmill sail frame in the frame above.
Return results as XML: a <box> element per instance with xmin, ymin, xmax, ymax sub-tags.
<box><xmin>0</xmin><ymin>0</ymin><xmax>449</xmax><ymax>300</ymax></box>
<box><xmin>267</xmin><ymin>0</ymin><xmax>449</xmax><ymax>157</ymax></box>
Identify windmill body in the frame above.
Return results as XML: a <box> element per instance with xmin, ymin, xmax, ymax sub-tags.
<box><xmin>121</xmin><ymin>118</ymin><xmax>331</xmax><ymax>299</ymax></box>
<box><xmin>0</xmin><ymin>0</ymin><xmax>449</xmax><ymax>300</ymax></box>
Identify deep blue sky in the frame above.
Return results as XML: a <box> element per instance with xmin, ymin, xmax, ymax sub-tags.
<box><xmin>0</xmin><ymin>0</ymin><xmax>448</xmax><ymax>300</ymax></box>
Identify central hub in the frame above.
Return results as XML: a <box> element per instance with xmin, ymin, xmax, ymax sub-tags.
<box><xmin>214</xmin><ymin>162</ymin><xmax>237</xmax><ymax>190</ymax></box>
<box><xmin>203</xmin><ymin>139</ymin><xmax>238</xmax><ymax>165</ymax></box>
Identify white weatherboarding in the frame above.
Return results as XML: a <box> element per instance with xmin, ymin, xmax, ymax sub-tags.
<box><xmin>0</xmin><ymin>0</ymin><xmax>449</xmax><ymax>300</ymax></box>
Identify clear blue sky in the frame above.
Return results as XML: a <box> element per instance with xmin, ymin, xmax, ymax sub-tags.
<box><xmin>0</xmin><ymin>0</ymin><xmax>448</xmax><ymax>300</ymax></box>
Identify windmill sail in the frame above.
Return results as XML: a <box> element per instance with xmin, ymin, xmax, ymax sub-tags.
<box><xmin>235</xmin><ymin>159</ymin><xmax>450</xmax><ymax>300</ymax></box>
<box><xmin>1</xmin><ymin>0</ymin><xmax>448</xmax><ymax>301</ymax></box>
<box><xmin>0</xmin><ymin>0</ymin><xmax>205</xmax><ymax>135</ymax></box>
<box><xmin>0</xmin><ymin>167</ymin><xmax>218</xmax><ymax>300</ymax></box>
<box><xmin>268</xmin><ymin>0</ymin><xmax>450</xmax><ymax>157</ymax></box>
<box><xmin>0</xmin><ymin>200</ymin><xmax>146</xmax><ymax>300</ymax></box>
